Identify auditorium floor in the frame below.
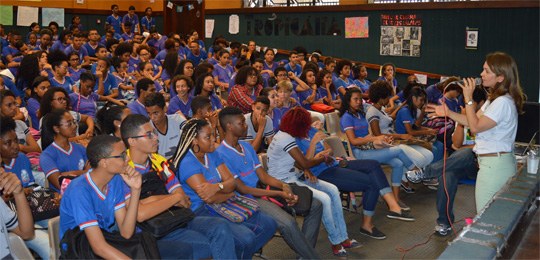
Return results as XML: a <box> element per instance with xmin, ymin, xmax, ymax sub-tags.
<box><xmin>258</xmin><ymin>176</ymin><xmax>477</xmax><ymax>259</ymax></box>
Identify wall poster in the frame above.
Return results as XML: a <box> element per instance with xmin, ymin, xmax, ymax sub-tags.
<box><xmin>380</xmin><ymin>14</ymin><xmax>422</xmax><ymax>57</ymax></box>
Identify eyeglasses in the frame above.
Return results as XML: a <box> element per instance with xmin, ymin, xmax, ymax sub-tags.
<box><xmin>130</xmin><ymin>130</ymin><xmax>158</xmax><ymax>140</ymax></box>
<box><xmin>105</xmin><ymin>151</ymin><xmax>127</xmax><ymax>160</ymax></box>
<box><xmin>52</xmin><ymin>97</ymin><xmax>67</xmax><ymax>102</ymax></box>
<box><xmin>60</xmin><ymin>119</ymin><xmax>78</xmax><ymax>128</ymax></box>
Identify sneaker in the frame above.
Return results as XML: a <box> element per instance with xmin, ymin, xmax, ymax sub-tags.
<box><xmin>387</xmin><ymin>210</ymin><xmax>415</xmax><ymax>221</ymax></box>
<box><xmin>331</xmin><ymin>245</ymin><xmax>348</xmax><ymax>257</ymax></box>
<box><xmin>400</xmin><ymin>182</ymin><xmax>416</xmax><ymax>194</ymax></box>
<box><xmin>406</xmin><ymin>168</ymin><xmax>425</xmax><ymax>184</ymax></box>
<box><xmin>398</xmin><ymin>200</ymin><xmax>411</xmax><ymax>211</ymax></box>
<box><xmin>423</xmin><ymin>178</ymin><xmax>439</xmax><ymax>190</ymax></box>
<box><xmin>434</xmin><ymin>223</ymin><xmax>452</xmax><ymax>236</ymax></box>
<box><xmin>359</xmin><ymin>227</ymin><xmax>386</xmax><ymax>240</ymax></box>
<box><xmin>341</xmin><ymin>239</ymin><xmax>362</xmax><ymax>249</ymax></box>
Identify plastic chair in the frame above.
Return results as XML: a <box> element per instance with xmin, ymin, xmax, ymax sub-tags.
<box><xmin>324</xmin><ymin>111</ymin><xmax>354</xmax><ymax>158</ymax></box>
<box><xmin>8</xmin><ymin>233</ymin><xmax>34</xmax><ymax>260</ymax></box>
<box><xmin>48</xmin><ymin>216</ymin><xmax>60</xmax><ymax>260</ymax></box>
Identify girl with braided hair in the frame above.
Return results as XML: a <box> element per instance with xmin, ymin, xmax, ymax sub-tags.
<box><xmin>171</xmin><ymin>119</ymin><xmax>277</xmax><ymax>259</ymax></box>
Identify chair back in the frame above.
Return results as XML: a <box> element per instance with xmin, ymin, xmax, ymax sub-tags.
<box><xmin>48</xmin><ymin>216</ymin><xmax>60</xmax><ymax>260</ymax></box>
<box><xmin>8</xmin><ymin>233</ymin><xmax>34</xmax><ymax>260</ymax></box>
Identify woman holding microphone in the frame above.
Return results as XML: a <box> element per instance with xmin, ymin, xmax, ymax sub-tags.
<box><xmin>427</xmin><ymin>52</ymin><xmax>525</xmax><ymax>212</ymax></box>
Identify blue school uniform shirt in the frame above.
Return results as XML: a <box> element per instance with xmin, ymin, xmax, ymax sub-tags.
<box><xmin>127</xmin><ymin>100</ymin><xmax>148</xmax><ymax>117</ymax></box>
<box><xmin>7</xmin><ymin>55</ymin><xmax>23</xmax><ymax>77</ymax></box>
<box><xmin>40</xmin><ymin>142</ymin><xmax>87</xmax><ymax>192</ymax></box>
<box><xmin>155</xmin><ymin>49</ymin><xmax>168</xmax><ymax>64</ymax></box>
<box><xmin>1</xmin><ymin>45</ymin><xmax>18</xmax><ymax>63</ymax></box>
<box><xmin>64</xmin><ymin>45</ymin><xmax>89</xmax><ymax>63</ymax></box>
<box><xmin>179</xmin><ymin>150</ymin><xmax>225</xmax><ymax>211</ymax></box>
<box><xmin>295</xmin><ymin>127</ymin><xmax>338</xmax><ymax>176</ymax></box>
<box><xmin>186</xmin><ymin>51</ymin><xmax>207</xmax><ymax>66</ymax></box>
<box><xmin>167</xmin><ymin>95</ymin><xmax>193</xmax><ymax>117</ymax></box>
<box><xmin>121</xmin><ymin>32</ymin><xmax>134</xmax><ymax>42</ymax></box>
<box><xmin>297</xmin><ymin>89</ymin><xmax>320</xmax><ymax>110</ymax></box>
<box><xmin>27</xmin><ymin>97</ymin><xmax>40</xmax><ymax>128</ymax></box>
<box><xmin>353</xmin><ymin>79</ymin><xmax>371</xmax><ymax>93</ymax></box>
<box><xmin>94</xmin><ymin>74</ymin><xmax>118</xmax><ymax>96</ymax></box>
<box><xmin>208</xmin><ymin>94</ymin><xmax>223</xmax><ymax>111</ymax></box>
<box><xmin>207</xmin><ymin>57</ymin><xmax>218</xmax><ymax>66</ymax></box>
<box><xmin>284</xmin><ymin>63</ymin><xmax>302</xmax><ymax>77</ymax></box>
<box><xmin>4</xmin><ymin>153</ymin><xmax>35</xmax><ymax>187</ymax></box>
<box><xmin>106</xmin><ymin>15</ymin><xmax>123</xmax><ymax>35</ymax></box>
<box><xmin>317</xmin><ymin>86</ymin><xmax>338</xmax><ymax>103</ymax></box>
<box><xmin>213</xmin><ymin>63</ymin><xmax>234</xmax><ymax>85</ymax></box>
<box><xmin>50</xmin><ymin>41</ymin><xmax>70</xmax><ymax>53</ymax></box>
<box><xmin>59</xmin><ymin>171</ymin><xmax>128</xmax><ymax>239</ymax></box>
<box><xmin>334</xmin><ymin>77</ymin><xmax>358</xmax><ymax>93</ymax></box>
<box><xmin>425</xmin><ymin>84</ymin><xmax>442</xmax><ymax>104</ymax></box>
<box><xmin>395</xmin><ymin>106</ymin><xmax>415</xmax><ymax>134</ymax></box>
<box><xmin>269</xmin><ymin>107</ymin><xmax>284</xmax><ymax>133</ymax></box>
<box><xmin>68</xmin><ymin>67</ymin><xmax>85</xmax><ymax>82</ymax></box>
<box><xmin>340</xmin><ymin>110</ymin><xmax>369</xmax><ymax>138</ymax></box>
<box><xmin>140</xmin><ymin>16</ymin><xmax>155</xmax><ymax>32</ymax></box>
<box><xmin>83</xmin><ymin>42</ymin><xmax>102</xmax><ymax>58</ymax></box>
<box><xmin>49</xmin><ymin>76</ymin><xmax>75</xmax><ymax>93</ymax></box>
<box><xmin>122</xmin><ymin>14</ymin><xmax>140</xmax><ymax>33</ymax></box>
<box><xmin>217</xmin><ymin>141</ymin><xmax>261</xmax><ymax>188</ymax></box>
<box><xmin>70</xmin><ymin>92</ymin><xmax>99</xmax><ymax>118</ymax></box>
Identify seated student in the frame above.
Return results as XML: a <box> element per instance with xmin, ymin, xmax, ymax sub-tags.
<box><xmin>340</xmin><ymin>88</ymin><xmax>416</xmax><ymax>210</ymax></box>
<box><xmin>39</xmin><ymin>109</ymin><xmax>89</xmax><ymax>192</ymax></box>
<box><xmin>161</xmin><ymin>52</ymin><xmax>179</xmax><ymax>91</ymax></box>
<box><xmin>59</xmin><ymin>135</ymin><xmax>144</xmax><ymax>259</ymax></box>
<box><xmin>297</xmin><ymin>68</ymin><xmax>322</xmax><ymax>110</ymax></box>
<box><xmin>114</xmin><ymin>42</ymin><xmax>135</xmax><ymax>72</ymax></box>
<box><xmin>136</xmin><ymin>44</ymin><xmax>163</xmax><ymax>81</ymax></box>
<box><xmin>170</xmin><ymin>118</ymin><xmax>277</xmax><ymax>259</ymax></box>
<box><xmin>127</xmin><ymin>78</ymin><xmax>156</xmax><ymax>117</ymax></box>
<box><xmin>194</xmin><ymin>72</ymin><xmax>224</xmax><ymax>111</ymax></box>
<box><xmin>119</xmin><ymin>114</ymin><xmax>236</xmax><ymax>259</ymax></box>
<box><xmin>213</xmin><ymin>49</ymin><xmax>234</xmax><ymax>94</ymax></box>
<box><xmin>67</xmin><ymin>52</ymin><xmax>86</xmax><ymax>82</ymax></box>
<box><xmin>121</xmin><ymin>22</ymin><xmax>135</xmax><ymax>42</ymax></box>
<box><xmin>317</xmin><ymin>69</ymin><xmax>341</xmax><ymax>110</ymax></box>
<box><xmin>27</xmin><ymin>76</ymin><xmax>50</xmax><ymax>129</ymax></box>
<box><xmin>408</xmin><ymin>86</ymin><xmax>487</xmax><ymax>236</ymax></box>
<box><xmin>0</xmin><ymin>116</ymin><xmax>50</xmax><ymax>259</ymax></box>
<box><xmin>0</xmin><ymin>168</ymin><xmax>34</xmax><ymax>260</ymax></box>
<box><xmin>39</xmin><ymin>87</ymin><xmax>95</xmax><ymax>146</ymax></box>
<box><xmin>187</xmin><ymin>40</ymin><xmax>207</xmax><ymax>66</ymax></box>
<box><xmin>260</xmin><ymin>87</ymin><xmax>284</xmax><ymax>134</ymax></box>
<box><xmin>378</xmin><ymin>63</ymin><xmax>399</xmax><ymax>94</ymax></box>
<box><xmin>96</xmin><ymin>103</ymin><xmax>131</xmax><ymax>138</ymax></box>
<box><xmin>352</xmin><ymin>64</ymin><xmax>371</xmax><ymax>99</ymax></box>
<box><xmin>206</xmin><ymin>45</ymin><xmax>220</xmax><ymax>66</ymax></box>
<box><xmin>252</xmin><ymin>59</ymin><xmax>269</xmax><ymax>88</ymax></box>
<box><xmin>242</xmin><ymin>96</ymin><xmax>275</xmax><ymax>152</ymax></box>
<box><xmin>395</xmin><ymin>86</ymin><xmax>444</xmax><ymax>163</ymax></box>
<box><xmin>334</xmin><ymin>59</ymin><xmax>359</xmax><ymax>97</ymax></box>
<box><xmin>70</xmin><ymin>72</ymin><xmax>123</xmax><ymax>118</ymax></box>
<box><xmin>137</xmin><ymin>61</ymin><xmax>165</xmax><ymax>96</ymax></box>
<box><xmin>90</xmin><ymin>46</ymin><xmax>111</xmax><ymax>74</ymax></box>
<box><xmin>143</xmin><ymin>92</ymin><xmax>186</xmax><ymax>159</ymax></box>
<box><xmin>284</xmin><ymin>51</ymin><xmax>302</xmax><ymax>77</ymax></box>
<box><xmin>83</xmin><ymin>29</ymin><xmax>103</xmax><ymax>61</ymax></box>
<box><xmin>217</xmin><ymin>107</ymin><xmax>323</xmax><ymax>259</ymax></box>
<box><xmin>50</xmin><ymin>30</ymin><xmax>72</xmax><ymax>53</ymax></box>
<box><xmin>275</xmin><ymin>80</ymin><xmax>299</xmax><ymax>115</ymax></box>
<box><xmin>167</xmin><ymin>75</ymin><xmax>194</xmax><ymax>118</ymax></box>
<box><xmin>0</xmin><ymin>90</ymin><xmax>41</xmax><ymax>154</ymax></box>
<box><xmin>47</xmin><ymin>50</ymin><xmax>75</xmax><ymax>94</ymax></box>
<box><xmin>64</xmin><ymin>33</ymin><xmax>90</xmax><ymax>66</ymax></box>
<box><xmin>228</xmin><ymin>66</ymin><xmax>263</xmax><ymax>113</ymax></box>
<box><xmin>111</xmin><ymin>57</ymin><xmax>136</xmax><ymax>101</ymax></box>
<box><xmin>261</xmin><ymin>49</ymin><xmax>278</xmax><ymax>85</ymax></box>
<box><xmin>95</xmin><ymin>58</ymin><xmax>120</xmax><ymax>99</ymax></box>
<box><xmin>266</xmin><ymin>107</ymin><xmax>359</xmax><ymax>257</ymax></box>
<box><xmin>145</xmin><ymin>28</ymin><xmax>167</xmax><ymax>52</ymax></box>
<box><xmin>27</xmin><ymin>32</ymin><xmax>39</xmax><ymax>50</ymax></box>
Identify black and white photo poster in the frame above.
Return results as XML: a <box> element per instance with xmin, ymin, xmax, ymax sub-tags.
<box><xmin>380</xmin><ymin>14</ymin><xmax>422</xmax><ymax>57</ymax></box>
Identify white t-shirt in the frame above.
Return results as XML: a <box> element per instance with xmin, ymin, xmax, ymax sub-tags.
<box><xmin>474</xmin><ymin>94</ymin><xmax>517</xmax><ymax>154</ymax></box>
<box><xmin>154</xmin><ymin>113</ymin><xmax>186</xmax><ymax>159</ymax></box>
<box><xmin>243</xmin><ymin>113</ymin><xmax>275</xmax><ymax>141</ymax></box>
<box><xmin>267</xmin><ymin>131</ymin><xmax>297</xmax><ymax>181</ymax></box>
<box><xmin>366</xmin><ymin>106</ymin><xmax>395</xmax><ymax>134</ymax></box>
<box><xmin>15</xmin><ymin>120</ymin><xmax>30</xmax><ymax>146</ymax></box>
<box><xmin>0</xmin><ymin>200</ymin><xmax>18</xmax><ymax>259</ymax></box>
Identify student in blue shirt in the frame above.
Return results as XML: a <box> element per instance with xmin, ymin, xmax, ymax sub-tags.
<box><xmin>59</xmin><ymin>135</ymin><xmax>144</xmax><ymax>259</ymax></box>
<box><xmin>187</xmin><ymin>41</ymin><xmax>207</xmax><ymax>66</ymax></box>
<box><xmin>168</xmin><ymin>75</ymin><xmax>194</xmax><ymax>118</ymax></box>
<box><xmin>106</xmin><ymin>4</ymin><xmax>123</xmax><ymax>35</ymax></box>
<box><xmin>83</xmin><ymin>29</ymin><xmax>103</xmax><ymax>61</ymax></box>
<box><xmin>47</xmin><ymin>50</ymin><xmax>75</xmax><ymax>93</ymax></box>
<box><xmin>127</xmin><ymin>78</ymin><xmax>156</xmax><ymax>117</ymax></box>
<box><xmin>64</xmin><ymin>33</ymin><xmax>90</xmax><ymax>66</ymax></box>
<box><xmin>70</xmin><ymin>72</ymin><xmax>123</xmax><ymax>118</ymax></box>
<box><xmin>352</xmin><ymin>64</ymin><xmax>371</xmax><ymax>99</ymax></box>
<box><xmin>317</xmin><ymin>69</ymin><xmax>341</xmax><ymax>110</ymax></box>
<box><xmin>122</xmin><ymin>6</ymin><xmax>141</xmax><ymax>34</ymax></box>
<box><xmin>94</xmin><ymin>58</ymin><xmax>120</xmax><ymax>99</ymax></box>
<box><xmin>50</xmin><ymin>30</ymin><xmax>72</xmax><ymax>53</ymax></box>
<box><xmin>140</xmin><ymin>7</ymin><xmax>156</xmax><ymax>33</ymax></box>
<box><xmin>172</xmin><ymin>118</ymin><xmax>277</xmax><ymax>259</ymax></box>
<box><xmin>284</xmin><ymin>51</ymin><xmax>302</xmax><ymax>77</ymax></box>
<box><xmin>1</xmin><ymin>31</ymin><xmax>21</xmax><ymax>65</ymax></box>
<box><xmin>194</xmin><ymin>73</ymin><xmax>224</xmax><ymax>111</ymax></box>
<box><xmin>39</xmin><ymin>109</ymin><xmax>89</xmax><ymax>192</ymax></box>
<box><xmin>217</xmin><ymin>107</ymin><xmax>323</xmax><ymax>259</ymax></box>
<box><xmin>334</xmin><ymin>59</ymin><xmax>359</xmax><ymax>98</ymax></box>
<box><xmin>120</xmin><ymin>114</ymin><xmax>236</xmax><ymax>259</ymax></box>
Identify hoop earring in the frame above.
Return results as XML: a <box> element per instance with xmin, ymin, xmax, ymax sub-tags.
<box><xmin>192</xmin><ymin>144</ymin><xmax>200</xmax><ymax>153</ymax></box>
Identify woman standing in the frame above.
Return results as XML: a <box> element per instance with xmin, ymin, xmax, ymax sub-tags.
<box><xmin>427</xmin><ymin>52</ymin><xmax>525</xmax><ymax>212</ymax></box>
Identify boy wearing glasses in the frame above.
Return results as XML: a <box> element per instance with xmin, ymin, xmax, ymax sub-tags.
<box><xmin>120</xmin><ymin>114</ymin><xmax>237</xmax><ymax>259</ymax></box>
<box><xmin>64</xmin><ymin>33</ymin><xmax>90</xmax><ymax>66</ymax></box>
<box><xmin>59</xmin><ymin>135</ymin><xmax>143</xmax><ymax>259</ymax></box>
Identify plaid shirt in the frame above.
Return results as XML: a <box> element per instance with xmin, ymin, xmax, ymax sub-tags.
<box><xmin>227</xmin><ymin>84</ymin><xmax>263</xmax><ymax>113</ymax></box>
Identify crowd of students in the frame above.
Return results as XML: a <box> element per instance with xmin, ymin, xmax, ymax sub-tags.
<box><xmin>0</xmin><ymin>4</ymin><xmax>526</xmax><ymax>259</ymax></box>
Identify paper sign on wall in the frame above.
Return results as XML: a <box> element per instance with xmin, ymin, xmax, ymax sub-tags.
<box><xmin>17</xmin><ymin>6</ymin><xmax>39</xmax><ymax>27</ymax></box>
<box><xmin>0</xmin><ymin>6</ymin><xmax>13</xmax><ymax>26</ymax></box>
<box><xmin>205</xmin><ymin>19</ymin><xmax>214</xmax><ymax>39</ymax></box>
<box><xmin>229</xmin><ymin>15</ymin><xmax>239</xmax><ymax>34</ymax></box>
<box><xmin>42</xmin><ymin>8</ymin><xmax>65</xmax><ymax>27</ymax></box>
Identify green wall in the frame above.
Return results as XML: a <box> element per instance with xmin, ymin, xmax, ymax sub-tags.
<box><xmin>206</xmin><ymin>7</ymin><xmax>539</xmax><ymax>102</ymax></box>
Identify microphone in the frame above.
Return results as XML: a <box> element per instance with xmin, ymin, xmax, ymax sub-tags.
<box><xmin>450</xmin><ymin>77</ymin><xmax>482</xmax><ymax>86</ymax></box>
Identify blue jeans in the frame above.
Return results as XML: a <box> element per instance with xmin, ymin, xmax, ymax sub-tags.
<box><xmin>318</xmin><ymin>159</ymin><xmax>392</xmax><ymax>216</ymax></box>
<box><xmin>397</xmin><ymin>144</ymin><xmax>434</xmax><ymax>168</ymax></box>
<box><xmin>283</xmin><ymin>175</ymin><xmax>348</xmax><ymax>245</ymax></box>
<box><xmin>423</xmin><ymin>148</ymin><xmax>477</xmax><ymax>226</ymax></box>
<box><xmin>257</xmin><ymin>198</ymin><xmax>322</xmax><ymax>259</ymax></box>
<box><xmin>353</xmin><ymin>146</ymin><xmax>415</xmax><ymax>186</ymax></box>
<box><xmin>432</xmin><ymin>140</ymin><xmax>445</xmax><ymax>162</ymax></box>
<box><xmin>195</xmin><ymin>205</ymin><xmax>277</xmax><ymax>259</ymax></box>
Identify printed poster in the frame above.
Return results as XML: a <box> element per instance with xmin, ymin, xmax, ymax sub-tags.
<box><xmin>345</xmin><ymin>17</ymin><xmax>369</xmax><ymax>38</ymax></box>
<box><xmin>42</xmin><ymin>8</ymin><xmax>65</xmax><ymax>27</ymax></box>
<box><xmin>0</xmin><ymin>6</ymin><xmax>13</xmax><ymax>26</ymax></box>
<box><xmin>380</xmin><ymin>14</ymin><xmax>422</xmax><ymax>57</ymax></box>
<box><xmin>17</xmin><ymin>6</ymin><xmax>39</xmax><ymax>26</ymax></box>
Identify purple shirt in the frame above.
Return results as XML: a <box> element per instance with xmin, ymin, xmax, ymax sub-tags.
<box><xmin>127</xmin><ymin>100</ymin><xmax>148</xmax><ymax>116</ymax></box>
<box><xmin>167</xmin><ymin>95</ymin><xmax>193</xmax><ymax>118</ymax></box>
<box><xmin>68</xmin><ymin>67</ymin><xmax>85</xmax><ymax>82</ymax></box>
<box><xmin>122</xmin><ymin>14</ymin><xmax>140</xmax><ymax>33</ymax></box>
<box><xmin>213</xmin><ymin>63</ymin><xmax>234</xmax><ymax>85</ymax></box>
<box><xmin>70</xmin><ymin>92</ymin><xmax>99</xmax><ymax>118</ymax></box>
